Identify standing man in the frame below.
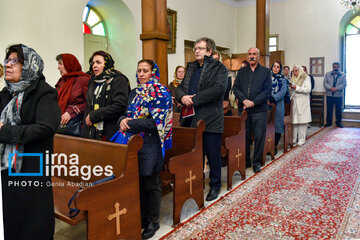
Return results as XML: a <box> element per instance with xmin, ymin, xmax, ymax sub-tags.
<box><xmin>324</xmin><ymin>62</ymin><xmax>347</xmax><ymax>128</ymax></box>
<box><xmin>283</xmin><ymin>66</ymin><xmax>291</xmax><ymax>80</ymax></box>
<box><xmin>233</xmin><ymin>47</ymin><xmax>272</xmax><ymax>173</ymax></box>
<box><xmin>176</xmin><ymin>37</ymin><xmax>228</xmax><ymax>201</ymax></box>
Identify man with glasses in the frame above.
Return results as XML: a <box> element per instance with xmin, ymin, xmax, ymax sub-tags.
<box><xmin>176</xmin><ymin>37</ymin><xmax>228</xmax><ymax>201</ymax></box>
<box><xmin>324</xmin><ymin>62</ymin><xmax>347</xmax><ymax>128</ymax></box>
<box><xmin>233</xmin><ymin>47</ymin><xmax>272</xmax><ymax>173</ymax></box>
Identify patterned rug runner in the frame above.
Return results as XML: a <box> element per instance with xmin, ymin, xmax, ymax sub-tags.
<box><xmin>161</xmin><ymin>128</ymin><xmax>360</xmax><ymax>239</ymax></box>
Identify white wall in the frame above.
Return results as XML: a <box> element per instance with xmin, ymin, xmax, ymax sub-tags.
<box><xmin>0</xmin><ymin>0</ymin><xmax>86</xmax><ymax>87</ymax></box>
<box><xmin>235</xmin><ymin>0</ymin><xmax>349</xmax><ymax>92</ymax></box>
<box><xmin>0</xmin><ymin>0</ymin><xmax>140</xmax><ymax>88</ymax></box>
<box><xmin>167</xmin><ymin>0</ymin><xmax>237</xmax><ymax>82</ymax></box>
<box><xmin>89</xmin><ymin>0</ymin><xmax>139</xmax><ymax>87</ymax></box>
<box><xmin>0</xmin><ymin>0</ymin><xmax>352</xmax><ymax>92</ymax></box>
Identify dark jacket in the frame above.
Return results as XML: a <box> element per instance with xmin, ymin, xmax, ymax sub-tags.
<box><xmin>118</xmin><ymin>90</ymin><xmax>163</xmax><ymax>176</ymax></box>
<box><xmin>168</xmin><ymin>82</ymin><xmax>181</xmax><ymax>113</ymax></box>
<box><xmin>233</xmin><ymin>64</ymin><xmax>272</xmax><ymax>113</ymax></box>
<box><xmin>176</xmin><ymin>56</ymin><xmax>228</xmax><ymax>133</ymax></box>
<box><xmin>82</xmin><ymin>73</ymin><xmax>130</xmax><ymax>140</ymax></box>
<box><xmin>0</xmin><ymin>75</ymin><xmax>61</xmax><ymax>240</ymax></box>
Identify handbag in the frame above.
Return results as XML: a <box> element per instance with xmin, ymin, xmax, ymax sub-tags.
<box><xmin>229</xmin><ymin>90</ymin><xmax>238</xmax><ymax>110</ymax></box>
<box><xmin>68</xmin><ymin>175</ymin><xmax>116</xmax><ymax>218</ymax></box>
<box><xmin>57</xmin><ymin>114</ymin><xmax>83</xmax><ymax>137</ymax></box>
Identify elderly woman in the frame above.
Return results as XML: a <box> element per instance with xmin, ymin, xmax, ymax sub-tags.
<box><xmin>289</xmin><ymin>65</ymin><xmax>312</xmax><ymax>146</ymax></box>
<box><xmin>55</xmin><ymin>53</ymin><xmax>90</xmax><ymax>136</ymax></box>
<box><xmin>111</xmin><ymin>60</ymin><xmax>172</xmax><ymax>239</ymax></box>
<box><xmin>168</xmin><ymin>65</ymin><xmax>185</xmax><ymax>113</ymax></box>
<box><xmin>82</xmin><ymin>51</ymin><xmax>130</xmax><ymax>141</ymax></box>
<box><xmin>268</xmin><ymin>61</ymin><xmax>287</xmax><ymax>154</ymax></box>
<box><xmin>0</xmin><ymin>44</ymin><xmax>61</xmax><ymax>239</ymax></box>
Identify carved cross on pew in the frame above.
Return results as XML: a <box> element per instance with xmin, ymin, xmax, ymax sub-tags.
<box><xmin>108</xmin><ymin>202</ymin><xmax>127</xmax><ymax>235</ymax></box>
<box><xmin>235</xmin><ymin>149</ymin><xmax>242</xmax><ymax>168</ymax></box>
<box><xmin>185</xmin><ymin>170</ymin><xmax>196</xmax><ymax>195</ymax></box>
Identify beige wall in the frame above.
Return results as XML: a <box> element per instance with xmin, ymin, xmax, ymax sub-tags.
<box><xmin>0</xmin><ymin>0</ymin><xmax>86</xmax><ymax>87</ymax></box>
<box><xmin>0</xmin><ymin>0</ymin><xmax>354</xmax><ymax>91</ymax></box>
<box><xmin>235</xmin><ymin>0</ymin><xmax>349</xmax><ymax>92</ymax></box>
<box><xmin>167</xmin><ymin>0</ymin><xmax>237</xmax><ymax>82</ymax></box>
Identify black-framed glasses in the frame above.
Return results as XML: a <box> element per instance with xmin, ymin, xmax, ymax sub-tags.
<box><xmin>193</xmin><ymin>47</ymin><xmax>206</xmax><ymax>52</ymax></box>
<box><xmin>4</xmin><ymin>59</ymin><xmax>20</xmax><ymax>66</ymax></box>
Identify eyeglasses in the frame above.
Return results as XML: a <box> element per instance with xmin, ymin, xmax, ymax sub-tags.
<box><xmin>4</xmin><ymin>58</ymin><xmax>20</xmax><ymax>66</ymax></box>
<box><xmin>193</xmin><ymin>47</ymin><xmax>207</xmax><ymax>52</ymax></box>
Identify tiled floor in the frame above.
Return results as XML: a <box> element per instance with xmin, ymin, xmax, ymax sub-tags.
<box><xmin>54</xmin><ymin>125</ymin><xmax>321</xmax><ymax>240</ymax></box>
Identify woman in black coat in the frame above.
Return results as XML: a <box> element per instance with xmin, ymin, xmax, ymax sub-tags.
<box><xmin>82</xmin><ymin>51</ymin><xmax>130</xmax><ymax>141</ymax></box>
<box><xmin>112</xmin><ymin>60</ymin><xmax>172</xmax><ymax>239</ymax></box>
<box><xmin>0</xmin><ymin>44</ymin><xmax>61</xmax><ymax>240</ymax></box>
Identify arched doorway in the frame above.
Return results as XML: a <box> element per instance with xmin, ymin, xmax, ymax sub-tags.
<box><xmin>344</xmin><ymin>14</ymin><xmax>360</xmax><ymax>108</ymax></box>
<box><xmin>83</xmin><ymin>5</ymin><xmax>108</xmax><ymax>72</ymax></box>
<box><xmin>83</xmin><ymin>0</ymin><xmax>138</xmax><ymax>87</ymax></box>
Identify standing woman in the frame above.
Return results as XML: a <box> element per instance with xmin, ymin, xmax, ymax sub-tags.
<box><xmin>82</xmin><ymin>51</ymin><xmax>130</xmax><ymax>141</ymax></box>
<box><xmin>0</xmin><ymin>44</ymin><xmax>61</xmax><ymax>239</ymax></box>
<box><xmin>55</xmin><ymin>53</ymin><xmax>90</xmax><ymax>136</ymax></box>
<box><xmin>289</xmin><ymin>65</ymin><xmax>312</xmax><ymax>146</ymax></box>
<box><xmin>268</xmin><ymin>61</ymin><xmax>287</xmax><ymax>154</ymax></box>
<box><xmin>168</xmin><ymin>65</ymin><xmax>185</xmax><ymax>113</ymax></box>
<box><xmin>112</xmin><ymin>60</ymin><xmax>172</xmax><ymax>239</ymax></box>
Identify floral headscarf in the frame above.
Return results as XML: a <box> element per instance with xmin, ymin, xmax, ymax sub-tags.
<box><xmin>111</xmin><ymin>61</ymin><xmax>173</xmax><ymax>156</ymax></box>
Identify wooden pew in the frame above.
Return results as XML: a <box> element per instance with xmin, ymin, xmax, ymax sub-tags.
<box><xmin>283</xmin><ymin>102</ymin><xmax>294</xmax><ymax>153</ymax></box>
<box><xmin>161</xmin><ymin>120</ymin><xmax>205</xmax><ymax>227</ymax></box>
<box><xmin>52</xmin><ymin>134</ymin><xmax>143</xmax><ymax>240</ymax></box>
<box><xmin>173</xmin><ymin>112</ymin><xmax>181</xmax><ymax>127</ymax></box>
<box><xmin>222</xmin><ymin>111</ymin><xmax>247</xmax><ymax>190</ymax></box>
<box><xmin>263</xmin><ymin>104</ymin><xmax>276</xmax><ymax>165</ymax></box>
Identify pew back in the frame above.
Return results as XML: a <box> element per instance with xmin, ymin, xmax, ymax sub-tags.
<box><xmin>53</xmin><ymin>134</ymin><xmax>143</xmax><ymax>240</ymax></box>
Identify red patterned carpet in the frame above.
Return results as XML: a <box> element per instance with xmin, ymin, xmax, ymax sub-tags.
<box><xmin>161</xmin><ymin>128</ymin><xmax>360</xmax><ymax>239</ymax></box>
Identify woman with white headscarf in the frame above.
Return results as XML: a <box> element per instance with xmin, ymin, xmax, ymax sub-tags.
<box><xmin>0</xmin><ymin>44</ymin><xmax>61</xmax><ymax>239</ymax></box>
<box><xmin>289</xmin><ymin>65</ymin><xmax>312</xmax><ymax>146</ymax></box>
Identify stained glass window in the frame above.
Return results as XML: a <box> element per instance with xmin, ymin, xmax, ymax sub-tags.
<box><xmin>346</xmin><ymin>15</ymin><xmax>360</xmax><ymax>35</ymax></box>
<box><xmin>82</xmin><ymin>6</ymin><xmax>106</xmax><ymax>36</ymax></box>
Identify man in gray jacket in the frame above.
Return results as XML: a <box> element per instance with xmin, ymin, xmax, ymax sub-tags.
<box><xmin>323</xmin><ymin>62</ymin><xmax>347</xmax><ymax>128</ymax></box>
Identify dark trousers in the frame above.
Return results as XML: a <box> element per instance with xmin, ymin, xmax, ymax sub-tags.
<box><xmin>275</xmin><ymin>133</ymin><xmax>281</xmax><ymax>147</ymax></box>
<box><xmin>326</xmin><ymin>96</ymin><xmax>343</xmax><ymax>125</ymax></box>
<box><xmin>203</xmin><ymin>132</ymin><xmax>222</xmax><ymax>191</ymax></box>
<box><xmin>1</xmin><ymin>170</ymin><xmax>55</xmax><ymax>240</ymax></box>
<box><xmin>245</xmin><ymin>111</ymin><xmax>267</xmax><ymax>168</ymax></box>
<box><xmin>139</xmin><ymin>173</ymin><xmax>162</xmax><ymax>223</ymax></box>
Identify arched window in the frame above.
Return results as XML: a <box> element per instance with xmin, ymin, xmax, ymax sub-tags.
<box><xmin>345</xmin><ymin>15</ymin><xmax>360</xmax><ymax>35</ymax></box>
<box><xmin>82</xmin><ymin>6</ymin><xmax>106</xmax><ymax>36</ymax></box>
<box><xmin>345</xmin><ymin>14</ymin><xmax>360</xmax><ymax>107</ymax></box>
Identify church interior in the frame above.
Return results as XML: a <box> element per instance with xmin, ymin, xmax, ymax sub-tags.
<box><xmin>0</xmin><ymin>0</ymin><xmax>360</xmax><ymax>239</ymax></box>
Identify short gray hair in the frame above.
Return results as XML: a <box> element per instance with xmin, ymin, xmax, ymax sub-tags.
<box><xmin>195</xmin><ymin>37</ymin><xmax>216</xmax><ymax>52</ymax></box>
<box><xmin>248</xmin><ymin>47</ymin><xmax>260</xmax><ymax>54</ymax></box>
